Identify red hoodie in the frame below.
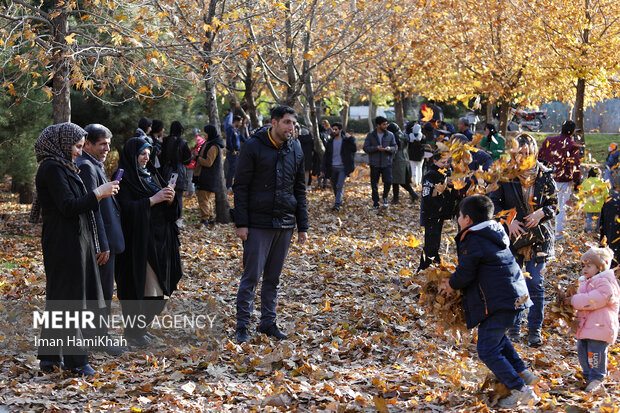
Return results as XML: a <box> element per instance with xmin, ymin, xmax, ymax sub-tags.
<box><xmin>538</xmin><ymin>133</ymin><xmax>581</xmax><ymax>184</ymax></box>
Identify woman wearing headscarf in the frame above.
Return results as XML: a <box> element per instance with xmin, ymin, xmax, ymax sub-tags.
<box><xmin>490</xmin><ymin>134</ymin><xmax>557</xmax><ymax>347</ymax></box>
<box><xmin>193</xmin><ymin>125</ymin><xmax>225</xmax><ymax>227</ymax></box>
<box><xmin>34</xmin><ymin>122</ymin><xmax>119</xmax><ymax>376</ymax></box>
<box><xmin>388</xmin><ymin>122</ymin><xmax>419</xmax><ymax>204</ymax></box>
<box><xmin>114</xmin><ymin>137</ymin><xmax>183</xmax><ymax>347</ymax></box>
<box><xmin>159</xmin><ymin>120</ymin><xmax>191</xmax><ymax>227</ymax></box>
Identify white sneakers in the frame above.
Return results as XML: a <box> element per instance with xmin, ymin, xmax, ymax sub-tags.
<box><xmin>498</xmin><ymin>386</ymin><xmax>540</xmax><ymax>409</ymax></box>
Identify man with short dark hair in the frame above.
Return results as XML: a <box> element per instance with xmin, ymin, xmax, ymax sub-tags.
<box><xmin>458</xmin><ymin>117</ymin><xmax>473</xmax><ymax>141</ymax></box>
<box><xmin>136</xmin><ymin>117</ymin><xmax>152</xmax><ymax>140</ymax></box>
<box><xmin>324</xmin><ymin>122</ymin><xmax>356</xmax><ymax>211</ymax></box>
<box><xmin>225</xmin><ymin>112</ymin><xmax>245</xmax><ymax>189</ymax></box>
<box><xmin>77</xmin><ymin>124</ymin><xmax>127</xmax><ymax>356</ymax></box>
<box><xmin>363</xmin><ymin>116</ymin><xmax>397</xmax><ymax>210</ymax></box>
<box><xmin>149</xmin><ymin>119</ymin><xmax>165</xmax><ymax>168</ymax></box>
<box><xmin>233</xmin><ymin>105</ymin><xmax>308</xmax><ymax>343</ymax></box>
<box><xmin>538</xmin><ymin>119</ymin><xmax>581</xmax><ymax>239</ymax></box>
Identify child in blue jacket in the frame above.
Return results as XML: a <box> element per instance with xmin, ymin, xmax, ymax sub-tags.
<box><xmin>441</xmin><ymin>194</ymin><xmax>540</xmax><ymax>409</ymax></box>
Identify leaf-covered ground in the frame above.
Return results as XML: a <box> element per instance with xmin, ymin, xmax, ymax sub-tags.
<box><xmin>0</xmin><ymin>168</ymin><xmax>618</xmax><ymax>412</ymax></box>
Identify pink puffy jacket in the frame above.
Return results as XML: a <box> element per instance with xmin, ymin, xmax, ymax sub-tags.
<box><xmin>571</xmin><ymin>269</ymin><xmax>620</xmax><ymax>345</ymax></box>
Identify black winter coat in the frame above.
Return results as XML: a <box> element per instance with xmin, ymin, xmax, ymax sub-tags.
<box><xmin>36</xmin><ymin>160</ymin><xmax>104</xmax><ymax>305</ymax></box>
<box><xmin>323</xmin><ymin>133</ymin><xmax>357</xmax><ymax>178</ymax></box>
<box><xmin>449</xmin><ymin>220</ymin><xmax>532</xmax><ymax>329</ymax></box>
<box><xmin>115</xmin><ymin>138</ymin><xmax>183</xmax><ymax>300</ymax></box>
<box><xmin>420</xmin><ymin>164</ymin><xmax>457</xmax><ymax>224</ymax></box>
<box><xmin>160</xmin><ymin>135</ymin><xmax>192</xmax><ymax>191</ymax></box>
<box><xmin>76</xmin><ymin>151</ymin><xmax>125</xmax><ymax>255</ymax></box>
<box><xmin>489</xmin><ymin>163</ymin><xmax>557</xmax><ymax>262</ymax></box>
<box><xmin>233</xmin><ymin>128</ymin><xmax>308</xmax><ymax>231</ymax></box>
<box><xmin>194</xmin><ymin>137</ymin><xmax>224</xmax><ymax>193</ymax></box>
<box><xmin>600</xmin><ymin>192</ymin><xmax>620</xmax><ymax>265</ymax></box>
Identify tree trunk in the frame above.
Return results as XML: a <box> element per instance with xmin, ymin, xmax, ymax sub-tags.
<box><xmin>575</xmin><ymin>0</ymin><xmax>590</xmax><ymax>134</ymax></box>
<box><xmin>340</xmin><ymin>99</ymin><xmax>350</xmax><ymax>131</ymax></box>
<box><xmin>403</xmin><ymin>95</ymin><xmax>413</xmax><ymax>121</ymax></box>
<box><xmin>575</xmin><ymin>77</ymin><xmax>586</xmax><ymax>133</ymax></box>
<box><xmin>18</xmin><ymin>183</ymin><xmax>34</xmax><ymax>204</ymax></box>
<box><xmin>243</xmin><ymin>58</ymin><xmax>260</xmax><ymax>129</ymax></box>
<box><xmin>368</xmin><ymin>94</ymin><xmax>376</xmax><ymax>132</ymax></box>
<box><xmin>304</xmin><ymin>72</ymin><xmax>323</xmax><ymax>156</ymax></box>
<box><xmin>393</xmin><ymin>88</ymin><xmax>404</xmax><ymax>129</ymax></box>
<box><xmin>284</xmin><ymin>1</ymin><xmax>297</xmax><ymax>107</ymax></box>
<box><xmin>486</xmin><ymin>98</ymin><xmax>494</xmax><ymax>126</ymax></box>
<box><xmin>498</xmin><ymin>99</ymin><xmax>510</xmax><ymax>137</ymax></box>
<box><xmin>51</xmin><ymin>8</ymin><xmax>70</xmax><ymax>123</ymax></box>
<box><xmin>204</xmin><ymin>0</ymin><xmax>230</xmax><ymax>224</ymax></box>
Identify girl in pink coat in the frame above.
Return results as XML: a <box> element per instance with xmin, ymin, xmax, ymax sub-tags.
<box><xmin>567</xmin><ymin>247</ymin><xmax>620</xmax><ymax>392</ymax></box>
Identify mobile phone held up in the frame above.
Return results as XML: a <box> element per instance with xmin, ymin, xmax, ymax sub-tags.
<box><xmin>113</xmin><ymin>169</ymin><xmax>124</xmax><ymax>182</ymax></box>
<box><xmin>168</xmin><ymin>172</ymin><xmax>178</xmax><ymax>189</ymax></box>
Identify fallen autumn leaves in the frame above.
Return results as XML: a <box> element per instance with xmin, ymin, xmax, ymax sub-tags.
<box><xmin>0</xmin><ymin>170</ymin><xmax>618</xmax><ymax>412</ymax></box>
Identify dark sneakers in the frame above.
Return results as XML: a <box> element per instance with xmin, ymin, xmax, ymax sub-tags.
<box><xmin>40</xmin><ymin>361</ymin><xmax>64</xmax><ymax>373</ymax></box>
<box><xmin>70</xmin><ymin>364</ymin><xmax>96</xmax><ymax>376</ymax></box>
<box><xmin>127</xmin><ymin>335</ymin><xmax>150</xmax><ymax>348</ymax></box>
<box><xmin>528</xmin><ymin>329</ymin><xmax>543</xmax><ymax>347</ymax></box>
<box><xmin>258</xmin><ymin>324</ymin><xmax>288</xmax><ymax>340</ymax></box>
<box><xmin>235</xmin><ymin>328</ymin><xmax>250</xmax><ymax>343</ymax></box>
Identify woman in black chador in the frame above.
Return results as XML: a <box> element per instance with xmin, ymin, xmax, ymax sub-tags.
<box><xmin>114</xmin><ymin>137</ymin><xmax>183</xmax><ymax>347</ymax></box>
<box><xmin>35</xmin><ymin>122</ymin><xmax>119</xmax><ymax>376</ymax></box>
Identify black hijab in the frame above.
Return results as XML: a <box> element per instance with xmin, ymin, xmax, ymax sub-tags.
<box><xmin>203</xmin><ymin>124</ymin><xmax>225</xmax><ymax>147</ymax></box>
<box><xmin>117</xmin><ymin>137</ymin><xmax>164</xmax><ymax>198</ymax></box>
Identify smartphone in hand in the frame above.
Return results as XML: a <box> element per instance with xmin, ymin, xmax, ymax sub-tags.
<box><xmin>168</xmin><ymin>172</ymin><xmax>178</xmax><ymax>189</ymax></box>
<box><xmin>113</xmin><ymin>169</ymin><xmax>124</xmax><ymax>182</ymax></box>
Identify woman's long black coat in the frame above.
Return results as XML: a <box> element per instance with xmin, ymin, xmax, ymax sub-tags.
<box><xmin>114</xmin><ymin>144</ymin><xmax>183</xmax><ymax>300</ymax></box>
<box><xmin>36</xmin><ymin>160</ymin><xmax>104</xmax><ymax>305</ymax></box>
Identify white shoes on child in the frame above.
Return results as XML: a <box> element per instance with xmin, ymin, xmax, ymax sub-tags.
<box><xmin>498</xmin><ymin>385</ymin><xmax>540</xmax><ymax>409</ymax></box>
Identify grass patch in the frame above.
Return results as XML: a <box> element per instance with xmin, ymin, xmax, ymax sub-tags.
<box><xmin>0</xmin><ymin>261</ymin><xmax>18</xmax><ymax>270</ymax></box>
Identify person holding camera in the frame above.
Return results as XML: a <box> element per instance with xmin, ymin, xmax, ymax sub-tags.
<box><xmin>114</xmin><ymin>137</ymin><xmax>183</xmax><ymax>348</ymax></box>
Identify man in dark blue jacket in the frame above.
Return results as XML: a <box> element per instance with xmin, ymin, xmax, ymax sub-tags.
<box><xmin>363</xmin><ymin>116</ymin><xmax>397</xmax><ymax>210</ymax></box>
<box><xmin>323</xmin><ymin>122</ymin><xmax>356</xmax><ymax>211</ymax></box>
<box><xmin>441</xmin><ymin>195</ymin><xmax>539</xmax><ymax>409</ymax></box>
<box><xmin>77</xmin><ymin>124</ymin><xmax>127</xmax><ymax>355</ymax></box>
<box><xmin>225</xmin><ymin>112</ymin><xmax>245</xmax><ymax>189</ymax></box>
<box><xmin>233</xmin><ymin>106</ymin><xmax>308</xmax><ymax>343</ymax></box>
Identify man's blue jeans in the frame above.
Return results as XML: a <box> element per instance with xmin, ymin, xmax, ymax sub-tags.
<box><xmin>478</xmin><ymin>310</ymin><xmax>527</xmax><ymax>389</ymax></box>
<box><xmin>578</xmin><ymin>339</ymin><xmax>609</xmax><ymax>381</ymax></box>
<box><xmin>586</xmin><ymin>212</ymin><xmax>600</xmax><ymax>233</ymax></box>
<box><xmin>330</xmin><ymin>166</ymin><xmax>346</xmax><ymax>207</ymax></box>
<box><xmin>510</xmin><ymin>258</ymin><xmax>546</xmax><ymax>334</ymax></box>
<box><xmin>226</xmin><ymin>152</ymin><xmax>238</xmax><ymax>189</ymax></box>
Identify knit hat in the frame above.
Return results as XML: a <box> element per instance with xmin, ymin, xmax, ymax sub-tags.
<box><xmin>581</xmin><ymin>247</ymin><xmax>614</xmax><ymax>270</ymax></box>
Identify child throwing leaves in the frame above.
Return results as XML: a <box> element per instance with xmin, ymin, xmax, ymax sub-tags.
<box><xmin>566</xmin><ymin>247</ymin><xmax>620</xmax><ymax>392</ymax></box>
<box><xmin>440</xmin><ymin>195</ymin><xmax>540</xmax><ymax>409</ymax></box>
<box><xmin>418</xmin><ymin>150</ymin><xmax>457</xmax><ymax>271</ymax></box>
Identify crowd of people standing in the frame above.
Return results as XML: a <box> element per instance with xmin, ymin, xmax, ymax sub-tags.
<box><xmin>29</xmin><ymin>102</ymin><xmax>619</xmax><ymax>407</ymax></box>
